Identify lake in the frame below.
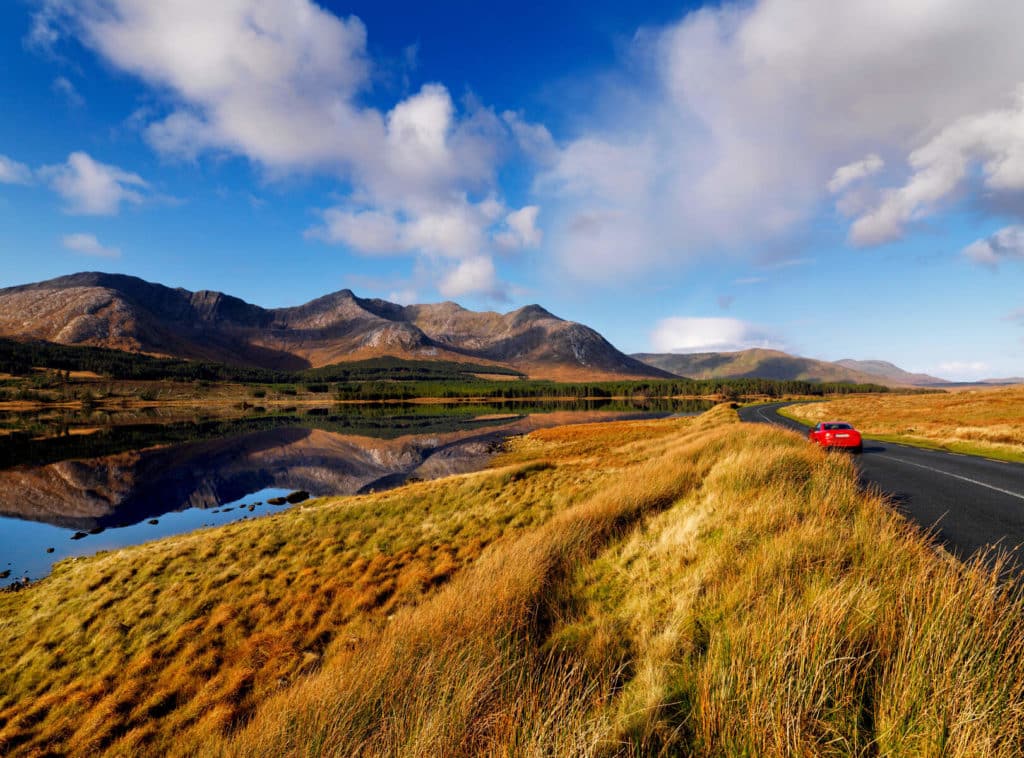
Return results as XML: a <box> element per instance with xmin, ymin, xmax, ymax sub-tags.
<box><xmin>0</xmin><ymin>398</ymin><xmax>712</xmax><ymax>582</ymax></box>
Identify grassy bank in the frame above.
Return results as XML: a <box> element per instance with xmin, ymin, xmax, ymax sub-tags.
<box><xmin>3</xmin><ymin>406</ymin><xmax>1024</xmax><ymax>756</ymax></box>
<box><xmin>780</xmin><ymin>386</ymin><xmax>1024</xmax><ymax>463</ymax></box>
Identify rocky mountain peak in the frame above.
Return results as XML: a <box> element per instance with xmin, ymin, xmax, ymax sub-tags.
<box><xmin>0</xmin><ymin>272</ymin><xmax>672</xmax><ymax>380</ymax></box>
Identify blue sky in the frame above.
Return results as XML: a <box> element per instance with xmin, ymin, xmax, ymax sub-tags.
<box><xmin>1</xmin><ymin>0</ymin><xmax>1023</xmax><ymax>380</ymax></box>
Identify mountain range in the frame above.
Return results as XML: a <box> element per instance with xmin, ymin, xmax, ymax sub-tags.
<box><xmin>632</xmin><ymin>349</ymin><xmax>948</xmax><ymax>386</ymax></box>
<box><xmin>2</xmin><ymin>272</ymin><xmax>1005</xmax><ymax>386</ymax></box>
<box><xmin>0</xmin><ymin>272</ymin><xmax>670</xmax><ymax>381</ymax></box>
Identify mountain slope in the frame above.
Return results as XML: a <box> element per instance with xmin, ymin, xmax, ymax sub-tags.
<box><xmin>0</xmin><ymin>272</ymin><xmax>671</xmax><ymax>380</ymax></box>
<box><xmin>633</xmin><ymin>348</ymin><xmax>918</xmax><ymax>385</ymax></box>
<box><xmin>834</xmin><ymin>359</ymin><xmax>947</xmax><ymax>386</ymax></box>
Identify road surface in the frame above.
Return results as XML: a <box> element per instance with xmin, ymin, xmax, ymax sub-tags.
<box><xmin>739</xmin><ymin>402</ymin><xmax>1024</xmax><ymax>565</ymax></box>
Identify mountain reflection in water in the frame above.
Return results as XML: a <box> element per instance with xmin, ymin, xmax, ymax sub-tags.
<box><xmin>0</xmin><ymin>399</ymin><xmax>712</xmax><ymax>580</ymax></box>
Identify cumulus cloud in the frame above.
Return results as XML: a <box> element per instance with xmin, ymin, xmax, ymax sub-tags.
<box><xmin>46</xmin><ymin>0</ymin><xmax>373</xmax><ymax>168</ymax></box>
<box><xmin>36</xmin><ymin>0</ymin><xmax>541</xmax><ymax>297</ymax></box>
<box><xmin>310</xmin><ymin>209</ymin><xmax>404</xmax><ymax>255</ymax></box>
<box><xmin>494</xmin><ymin>206</ymin><xmax>542</xmax><ymax>251</ymax></box>
<box><xmin>0</xmin><ymin>154</ymin><xmax>33</xmax><ymax>185</ymax></box>
<box><xmin>851</xmin><ymin>93</ymin><xmax>1024</xmax><ymax>245</ymax></box>
<box><xmin>535</xmin><ymin>0</ymin><xmax>1024</xmax><ymax>280</ymax></box>
<box><xmin>40</xmin><ymin>151</ymin><xmax>147</xmax><ymax>215</ymax></box>
<box><xmin>962</xmin><ymin>226</ymin><xmax>1024</xmax><ymax>268</ymax></box>
<box><xmin>309</xmin><ymin>199</ymin><xmax>498</xmax><ymax>259</ymax></box>
<box><xmin>650</xmin><ymin>317</ymin><xmax>782</xmax><ymax>353</ymax></box>
<box><xmin>827</xmin><ymin>154</ymin><xmax>883</xmax><ymax>194</ymax></box>
<box><xmin>62</xmin><ymin>232</ymin><xmax>121</xmax><ymax>258</ymax></box>
<box><xmin>438</xmin><ymin>256</ymin><xmax>501</xmax><ymax>299</ymax></box>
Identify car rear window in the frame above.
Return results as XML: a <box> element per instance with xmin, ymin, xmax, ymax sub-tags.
<box><xmin>823</xmin><ymin>423</ymin><xmax>852</xmax><ymax>430</ymax></box>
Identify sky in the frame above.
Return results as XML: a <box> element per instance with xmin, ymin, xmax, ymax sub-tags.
<box><xmin>1</xmin><ymin>0</ymin><xmax>1023</xmax><ymax>381</ymax></box>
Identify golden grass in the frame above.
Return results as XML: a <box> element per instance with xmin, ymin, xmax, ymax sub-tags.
<box><xmin>206</xmin><ymin>409</ymin><xmax>1024</xmax><ymax>757</ymax></box>
<box><xmin>5</xmin><ymin>405</ymin><xmax>1024</xmax><ymax>756</ymax></box>
<box><xmin>783</xmin><ymin>386</ymin><xmax>1024</xmax><ymax>462</ymax></box>
<box><xmin>0</xmin><ymin>415</ymin><xmax>684</xmax><ymax>756</ymax></box>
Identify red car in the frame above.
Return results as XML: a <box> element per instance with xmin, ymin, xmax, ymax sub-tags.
<box><xmin>808</xmin><ymin>421</ymin><xmax>863</xmax><ymax>453</ymax></box>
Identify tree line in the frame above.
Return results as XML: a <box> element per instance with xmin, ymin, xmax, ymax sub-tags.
<box><xmin>0</xmin><ymin>339</ymin><xmax>522</xmax><ymax>383</ymax></box>
<box><xmin>0</xmin><ymin>338</ymin><xmax>895</xmax><ymax>399</ymax></box>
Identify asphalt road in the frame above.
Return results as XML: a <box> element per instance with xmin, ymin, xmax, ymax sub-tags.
<box><xmin>739</xmin><ymin>402</ymin><xmax>1024</xmax><ymax>565</ymax></box>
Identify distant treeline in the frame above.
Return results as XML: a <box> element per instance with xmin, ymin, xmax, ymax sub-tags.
<box><xmin>0</xmin><ymin>339</ymin><xmax>523</xmax><ymax>383</ymax></box>
<box><xmin>0</xmin><ymin>338</ymin><xmax>893</xmax><ymax>398</ymax></box>
<box><xmin>333</xmin><ymin>378</ymin><xmax>892</xmax><ymax>401</ymax></box>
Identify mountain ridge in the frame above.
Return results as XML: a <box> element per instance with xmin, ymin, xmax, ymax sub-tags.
<box><xmin>633</xmin><ymin>348</ymin><xmax>944</xmax><ymax>387</ymax></box>
<box><xmin>834</xmin><ymin>359</ymin><xmax>946</xmax><ymax>386</ymax></box>
<box><xmin>0</xmin><ymin>272</ymin><xmax>672</xmax><ymax>381</ymax></box>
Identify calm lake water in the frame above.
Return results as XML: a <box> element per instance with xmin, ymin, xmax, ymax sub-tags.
<box><xmin>0</xmin><ymin>399</ymin><xmax>712</xmax><ymax>582</ymax></box>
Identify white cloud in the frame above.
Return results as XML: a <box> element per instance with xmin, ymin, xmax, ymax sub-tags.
<box><xmin>502</xmin><ymin>111</ymin><xmax>557</xmax><ymax>165</ymax></box>
<box><xmin>0</xmin><ymin>154</ymin><xmax>33</xmax><ymax>185</ymax></box>
<box><xmin>438</xmin><ymin>256</ymin><xmax>500</xmax><ymax>299</ymax></box>
<box><xmin>851</xmin><ymin>92</ymin><xmax>1024</xmax><ymax>245</ymax></box>
<box><xmin>310</xmin><ymin>200</ymin><xmax>493</xmax><ymax>259</ymax></box>
<box><xmin>650</xmin><ymin>317</ymin><xmax>782</xmax><ymax>353</ymax></box>
<box><xmin>494</xmin><ymin>205</ymin><xmax>542</xmax><ymax>250</ymax></box>
<box><xmin>61</xmin><ymin>0</ymin><xmax>373</xmax><ymax>168</ymax></box>
<box><xmin>827</xmin><ymin>154</ymin><xmax>883</xmax><ymax>194</ymax></box>
<box><xmin>311</xmin><ymin>209</ymin><xmax>404</xmax><ymax>255</ymax></box>
<box><xmin>38</xmin><ymin>0</ymin><xmax>541</xmax><ymax>297</ymax></box>
<box><xmin>40</xmin><ymin>151</ymin><xmax>147</xmax><ymax>215</ymax></box>
<box><xmin>403</xmin><ymin>204</ymin><xmax>491</xmax><ymax>259</ymax></box>
<box><xmin>535</xmin><ymin>0</ymin><xmax>1024</xmax><ymax>280</ymax></box>
<box><xmin>962</xmin><ymin>225</ymin><xmax>1024</xmax><ymax>268</ymax></box>
<box><xmin>62</xmin><ymin>232</ymin><xmax>121</xmax><ymax>258</ymax></box>
<box><xmin>52</xmin><ymin>75</ymin><xmax>84</xmax><ymax>107</ymax></box>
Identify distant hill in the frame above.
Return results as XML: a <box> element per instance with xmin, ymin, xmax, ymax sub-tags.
<box><xmin>834</xmin><ymin>359</ymin><xmax>947</xmax><ymax>386</ymax></box>
<box><xmin>0</xmin><ymin>272</ymin><xmax>672</xmax><ymax>381</ymax></box>
<box><xmin>633</xmin><ymin>348</ymin><xmax>940</xmax><ymax>386</ymax></box>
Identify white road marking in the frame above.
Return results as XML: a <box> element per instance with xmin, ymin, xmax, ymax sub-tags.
<box><xmin>757</xmin><ymin>407</ymin><xmax>787</xmax><ymax>427</ymax></box>
<box><xmin>883</xmin><ymin>455</ymin><xmax>1024</xmax><ymax>502</ymax></box>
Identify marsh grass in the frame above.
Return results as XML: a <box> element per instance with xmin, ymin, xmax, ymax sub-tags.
<box><xmin>4</xmin><ymin>405</ymin><xmax>1024</xmax><ymax>756</ymax></box>
<box><xmin>783</xmin><ymin>386</ymin><xmax>1024</xmax><ymax>463</ymax></box>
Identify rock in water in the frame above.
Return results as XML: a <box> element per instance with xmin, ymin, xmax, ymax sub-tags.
<box><xmin>285</xmin><ymin>490</ymin><xmax>310</xmax><ymax>504</ymax></box>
